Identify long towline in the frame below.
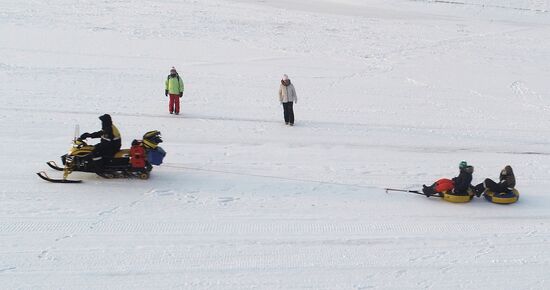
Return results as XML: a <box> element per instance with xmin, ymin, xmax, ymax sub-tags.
<box><xmin>163</xmin><ymin>163</ymin><xmax>379</xmax><ymax>190</ymax></box>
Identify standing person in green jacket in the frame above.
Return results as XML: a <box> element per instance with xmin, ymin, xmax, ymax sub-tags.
<box><xmin>165</xmin><ymin>67</ymin><xmax>184</xmax><ymax>115</ymax></box>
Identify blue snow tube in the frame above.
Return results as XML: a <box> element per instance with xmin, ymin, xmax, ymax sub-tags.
<box><xmin>484</xmin><ymin>189</ymin><xmax>519</xmax><ymax>204</ymax></box>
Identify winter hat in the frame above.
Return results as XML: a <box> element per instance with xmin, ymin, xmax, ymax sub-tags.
<box><xmin>459</xmin><ymin>161</ymin><xmax>468</xmax><ymax>169</ymax></box>
<box><xmin>282</xmin><ymin>74</ymin><xmax>289</xmax><ymax>81</ymax></box>
<box><xmin>170</xmin><ymin>67</ymin><xmax>177</xmax><ymax>73</ymax></box>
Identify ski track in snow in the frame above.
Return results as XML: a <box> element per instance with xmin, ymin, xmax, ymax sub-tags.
<box><xmin>1</xmin><ymin>0</ymin><xmax>550</xmax><ymax>289</ymax></box>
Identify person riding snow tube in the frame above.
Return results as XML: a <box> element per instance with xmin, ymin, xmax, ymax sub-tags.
<box><xmin>79</xmin><ymin>114</ymin><xmax>121</xmax><ymax>173</ymax></box>
<box><xmin>473</xmin><ymin>165</ymin><xmax>519</xmax><ymax>204</ymax></box>
<box><xmin>422</xmin><ymin>161</ymin><xmax>475</xmax><ymax>203</ymax></box>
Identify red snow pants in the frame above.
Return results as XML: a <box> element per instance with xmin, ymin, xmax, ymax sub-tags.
<box><xmin>169</xmin><ymin>94</ymin><xmax>180</xmax><ymax>114</ymax></box>
<box><xmin>434</xmin><ymin>178</ymin><xmax>454</xmax><ymax>192</ymax></box>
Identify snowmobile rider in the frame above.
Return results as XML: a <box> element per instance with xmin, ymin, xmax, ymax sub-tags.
<box><xmin>422</xmin><ymin>161</ymin><xmax>474</xmax><ymax>197</ymax></box>
<box><xmin>473</xmin><ymin>165</ymin><xmax>515</xmax><ymax>197</ymax></box>
<box><xmin>79</xmin><ymin>114</ymin><xmax>121</xmax><ymax>173</ymax></box>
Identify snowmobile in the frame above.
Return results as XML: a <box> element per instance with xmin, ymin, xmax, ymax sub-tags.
<box><xmin>37</xmin><ymin>129</ymin><xmax>166</xmax><ymax>183</ymax></box>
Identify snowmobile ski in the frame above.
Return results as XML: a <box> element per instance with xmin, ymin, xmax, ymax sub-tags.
<box><xmin>36</xmin><ymin>171</ymin><xmax>82</xmax><ymax>183</ymax></box>
<box><xmin>46</xmin><ymin>161</ymin><xmax>65</xmax><ymax>171</ymax></box>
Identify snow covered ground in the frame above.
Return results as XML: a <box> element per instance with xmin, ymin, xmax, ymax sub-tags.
<box><xmin>1</xmin><ymin>0</ymin><xmax>550</xmax><ymax>288</ymax></box>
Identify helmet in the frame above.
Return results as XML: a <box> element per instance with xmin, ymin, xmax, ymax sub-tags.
<box><xmin>99</xmin><ymin>114</ymin><xmax>111</xmax><ymax>122</ymax></box>
<box><xmin>99</xmin><ymin>114</ymin><xmax>112</xmax><ymax>126</ymax></box>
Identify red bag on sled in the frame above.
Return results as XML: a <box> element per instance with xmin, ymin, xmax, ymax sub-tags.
<box><xmin>130</xmin><ymin>141</ymin><xmax>146</xmax><ymax>168</ymax></box>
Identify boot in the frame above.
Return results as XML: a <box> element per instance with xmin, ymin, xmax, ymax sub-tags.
<box><xmin>92</xmin><ymin>157</ymin><xmax>106</xmax><ymax>177</ymax></box>
<box><xmin>422</xmin><ymin>184</ymin><xmax>435</xmax><ymax>197</ymax></box>
<box><xmin>473</xmin><ymin>183</ymin><xmax>485</xmax><ymax>197</ymax></box>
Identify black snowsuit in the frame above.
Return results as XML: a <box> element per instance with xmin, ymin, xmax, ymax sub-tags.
<box><xmin>80</xmin><ymin>114</ymin><xmax>121</xmax><ymax>173</ymax></box>
<box><xmin>476</xmin><ymin>165</ymin><xmax>516</xmax><ymax>194</ymax></box>
<box><xmin>89</xmin><ymin>114</ymin><xmax>121</xmax><ymax>158</ymax></box>
<box><xmin>451</xmin><ymin>166</ymin><xmax>474</xmax><ymax>195</ymax></box>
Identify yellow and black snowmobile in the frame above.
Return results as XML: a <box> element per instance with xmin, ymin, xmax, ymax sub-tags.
<box><xmin>37</xmin><ymin>130</ymin><xmax>165</xmax><ymax>183</ymax></box>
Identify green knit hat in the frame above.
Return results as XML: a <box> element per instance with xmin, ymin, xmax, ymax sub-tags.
<box><xmin>459</xmin><ymin>161</ymin><xmax>468</xmax><ymax>169</ymax></box>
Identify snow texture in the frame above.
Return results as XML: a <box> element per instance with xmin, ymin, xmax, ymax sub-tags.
<box><xmin>1</xmin><ymin>0</ymin><xmax>550</xmax><ymax>289</ymax></box>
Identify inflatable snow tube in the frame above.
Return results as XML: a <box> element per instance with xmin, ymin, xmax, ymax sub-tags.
<box><xmin>484</xmin><ymin>189</ymin><xmax>519</xmax><ymax>204</ymax></box>
<box><xmin>441</xmin><ymin>189</ymin><xmax>474</xmax><ymax>203</ymax></box>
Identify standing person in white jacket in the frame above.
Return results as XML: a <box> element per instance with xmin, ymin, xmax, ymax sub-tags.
<box><xmin>278</xmin><ymin>74</ymin><xmax>298</xmax><ymax>126</ymax></box>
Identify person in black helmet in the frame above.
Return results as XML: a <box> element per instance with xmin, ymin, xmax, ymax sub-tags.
<box><xmin>79</xmin><ymin>114</ymin><xmax>122</xmax><ymax>173</ymax></box>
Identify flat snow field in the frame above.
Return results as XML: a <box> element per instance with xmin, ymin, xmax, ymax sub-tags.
<box><xmin>1</xmin><ymin>0</ymin><xmax>550</xmax><ymax>289</ymax></box>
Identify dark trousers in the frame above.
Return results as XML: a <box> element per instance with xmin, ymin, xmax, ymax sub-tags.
<box><xmin>282</xmin><ymin>102</ymin><xmax>294</xmax><ymax>124</ymax></box>
<box><xmin>91</xmin><ymin>142</ymin><xmax>121</xmax><ymax>173</ymax></box>
<box><xmin>484</xmin><ymin>178</ymin><xmax>507</xmax><ymax>193</ymax></box>
<box><xmin>92</xmin><ymin>142</ymin><xmax>121</xmax><ymax>161</ymax></box>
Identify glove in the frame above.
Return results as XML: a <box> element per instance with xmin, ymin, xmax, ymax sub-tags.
<box><xmin>165</xmin><ymin>90</ymin><xmax>168</xmax><ymax>97</ymax></box>
<box><xmin>79</xmin><ymin>133</ymin><xmax>90</xmax><ymax>140</ymax></box>
<box><xmin>179</xmin><ymin>93</ymin><xmax>183</xmax><ymax>98</ymax></box>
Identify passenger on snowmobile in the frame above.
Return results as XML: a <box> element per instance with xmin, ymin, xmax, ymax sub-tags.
<box><xmin>473</xmin><ymin>165</ymin><xmax>515</xmax><ymax>197</ymax></box>
<box><xmin>422</xmin><ymin>161</ymin><xmax>474</xmax><ymax>197</ymax></box>
<box><xmin>78</xmin><ymin>114</ymin><xmax>121</xmax><ymax>173</ymax></box>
